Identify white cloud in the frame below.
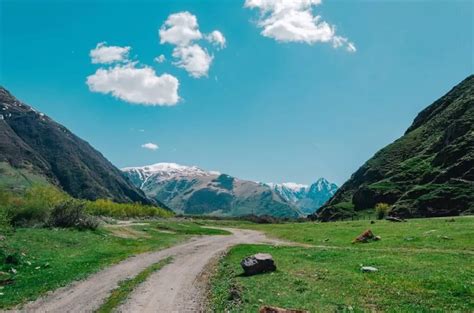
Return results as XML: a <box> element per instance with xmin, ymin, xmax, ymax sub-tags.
<box><xmin>141</xmin><ymin>143</ymin><xmax>159</xmax><ymax>150</ymax></box>
<box><xmin>172</xmin><ymin>44</ymin><xmax>213</xmax><ymax>78</ymax></box>
<box><xmin>159</xmin><ymin>11</ymin><xmax>202</xmax><ymax>46</ymax></box>
<box><xmin>206</xmin><ymin>30</ymin><xmax>226</xmax><ymax>49</ymax></box>
<box><xmin>244</xmin><ymin>0</ymin><xmax>355</xmax><ymax>51</ymax></box>
<box><xmin>154</xmin><ymin>54</ymin><xmax>166</xmax><ymax>63</ymax></box>
<box><xmin>86</xmin><ymin>63</ymin><xmax>179</xmax><ymax>106</ymax></box>
<box><xmin>159</xmin><ymin>12</ymin><xmax>225</xmax><ymax>78</ymax></box>
<box><xmin>90</xmin><ymin>42</ymin><xmax>131</xmax><ymax>64</ymax></box>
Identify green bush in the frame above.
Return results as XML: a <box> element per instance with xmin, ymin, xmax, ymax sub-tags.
<box><xmin>85</xmin><ymin>199</ymin><xmax>173</xmax><ymax>219</ymax></box>
<box><xmin>0</xmin><ymin>185</ymin><xmax>172</xmax><ymax>228</ymax></box>
<box><xmin>48</xmin><ymin>200</ymin><xmax>99</xmax><ymax>230</ymax></box>
<box><xmin>0</xmin><ymin>207</ymin><xmax>12</xmax><ymax>235</ymax></box>
<box><xmin>375</xmin><ymin>203</ymin><xmax>392</xmax><ymax>220</ymax></box>
<box><xmin>0</xmin><ymin>185</ymin><xmax>68</xmax><ymax>227</ymax></box>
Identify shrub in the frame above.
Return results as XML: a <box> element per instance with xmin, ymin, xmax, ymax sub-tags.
<box><xmin>0</xmin><ymin>207</ymin><xmax>12</xmax><ymax>235</ymax></box>
<box><xmin>48</xmin><ymin>200</ymin><xmax>99</xmax><ymax>230</ymax></box>
<box><xmin>85</xmin><ymin>199</ymin><xmax>173</xmax><ymax>219</ymax></box>
<box><xmin>375</xmin><ymin>203</ymin><xmax>392</xmax><ymax>220</ymax></box>
<box><xmin>6</xmin><ymin>185</ymin><xmax>68</xmax><ymax>226</ymax></box>
<box><xmin>0</xmin><ymin>185</ymin><xmax>172</xmax><ymax>228</ymax></box>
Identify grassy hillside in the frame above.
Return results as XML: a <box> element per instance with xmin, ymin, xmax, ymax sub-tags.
<box><xmin>209</xmin><ymin>217</ymin><xmax>474</xmax><ymax>312</ymax></box>
<box><xmin>0</xmin><ymin>87</ymin><xmax>152</xmax><ymax>205</ymax></box>
<box><xmin>314</xmin><ymin>76</ymin><xmax>474</xmax><ymax>221</ymax></box>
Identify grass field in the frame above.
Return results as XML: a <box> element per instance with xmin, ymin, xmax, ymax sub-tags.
<box><xmin>209</xmin><ymin>216</ymin><xmax>474</xmax><ymax>312</ymax></box>
<box><xmin>0</xmin><ymin>220</ymin><xmax>227</xmax><ymax>308</ymax></box>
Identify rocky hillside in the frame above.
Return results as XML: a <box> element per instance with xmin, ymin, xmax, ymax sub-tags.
<box><xmin>0</xmin><ymin>87</ymin><xmax>152</xmax><ymax>204</ymax></box>
<box><xmin>314</xmin><ymin>75</ymin><xmax>474</xmax><ymax>221</ymax></box>
<box><xmin>267</xmin><ymin>179</ymin><xmax>338</xmax><ymax>215</ymax></box>
<box><xmin>123</xmin><ymin>163</ymin><xmax>303</xmax><ymax>218</ymax></box>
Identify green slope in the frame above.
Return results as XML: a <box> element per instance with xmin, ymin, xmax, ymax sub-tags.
<box><xmin>0</xmin><ymin>87</ymin><xmax>152</xmax><ymax>204</ymax></box>
<box><xmin>314</xmin><ymin>75</ymin><xmax>474</xmax><ymax>221</ymax></box>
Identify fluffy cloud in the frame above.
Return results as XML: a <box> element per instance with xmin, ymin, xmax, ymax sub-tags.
<box><xmin>172</xmin><ymin>44</ymin><xmax>213</xmax><ymax>78</ymax></box>
<box><xmin>159</xmin><ymin>12</ymin><xmax>202</xmax><ymax>46</ymax></box>
<box><xmin>86</xmin><ymin>63</ymin><xmax>179</xmax><ymax>106</ymax></box>
<box><xmin>159</xmin><ymin>12</ymin><xmax>225</xmax><ymax>78</ymax></box>
<box><xmin>90</xmin><ymin>42</ymin><xmax>131</xmax><ymax>64</ymax></box>
<box><xmin>141</xmin><ymin>142</ymin><xmax>159</xmax><ymax>150</ymax></box>
<box><xmin>244</xmin><ymin>0</ymin><xmax>355</xmax><ymax>52</ymax></box>
<box><xmin>206</xmin><ymin>30</ymin><xmax>226</xmax><ymax>49</ymax></box>
<box><xmin>154</xmin><ymin>54</ymin><xmax>166</xmax><ymax>63</ymax></box>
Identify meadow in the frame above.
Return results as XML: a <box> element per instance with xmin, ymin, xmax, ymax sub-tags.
<box><xmin>209</xmin><ymin>216</ymin><xmax>474</xmax><ymax>312</ymax></box>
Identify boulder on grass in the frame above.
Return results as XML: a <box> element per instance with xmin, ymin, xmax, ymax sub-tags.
<box><xmin>386</xmin><ymin>216</ymin><xmax>405</xmax><ymax>222</ymax></box>
<box><xmin>241</xmin><ymin>253</ymin><xmax>276</xmax><ymax>276</ymax></box>
<box><xmin>361</xmin><ymin>266</ymin><xmax>378</xmax><ymax>273</ymax></box>
<box><xmin>259</xmin><ymin>306</ymin><xmax>309</xmax><ymax>313</ymax></box>
<box><xmin>352</xmin><ymin>229</ymin><xmax>378</xmax><ymax>243</ymax></box>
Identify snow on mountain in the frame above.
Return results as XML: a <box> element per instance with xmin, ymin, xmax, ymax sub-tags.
<box><xmin>122</xmin><ymin>162</ymin><xmax>337</xmax><ymax>216</ymax></box>
<box><xmin>122</xmin><ymin>162</ymin><xmax>219</xmax><ymax>188</ymax></box>
<box><xmin>267</xmin><ymin>178</ymin><xmax>338</xmax><ymax>215</ymax></box>
<box><xmin>122</xmin><ymin>162</ymin><xmax>301</xmax><ymax>218</ymax></box>
<box><xmin>266</xmin><ymin>182</ymin><xmax>308</xmax><ymax>203</ymax></box>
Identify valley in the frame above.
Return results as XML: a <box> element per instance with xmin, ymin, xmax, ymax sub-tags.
<box><xmin>0</xmin><ymin>38</ymin><xmax>472</xmax><ymax>312</ymax></box>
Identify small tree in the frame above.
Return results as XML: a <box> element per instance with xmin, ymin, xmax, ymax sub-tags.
<box><xmin>375</xmin><ymin>203</ymin><xmax>391</xmax><ymax>220</ymax></box>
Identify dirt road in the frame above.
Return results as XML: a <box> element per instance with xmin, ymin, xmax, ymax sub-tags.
<box><xmin>17</xmin><ymin>228</ymin><xmax>283</xmax><ymax>313</ymax></box>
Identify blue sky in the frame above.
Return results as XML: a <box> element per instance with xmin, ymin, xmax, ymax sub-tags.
<box><xmin>1</xmin><ymin>0</ymin><xmax>472</xmax><ymax>185</ymax></box>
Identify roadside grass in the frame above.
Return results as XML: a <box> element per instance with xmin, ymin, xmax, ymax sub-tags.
<box><xmin>96</xmin><ymin>257</ymin><xmax>173</xmax><ymax>313</ymax></box>
<box><xmin>209</xmin><ymin>216</ymin><xmax>474</xmax><ymax>312</ymax></box>
<box><xmin>0</xmin><ymin>220</ymin><xmax>227</xmax><ymax>308</ymax></box>
<box><xmin>209</xmin><ymin>216</ymin><xmax>474</xmax><ymax>251</ymax></box>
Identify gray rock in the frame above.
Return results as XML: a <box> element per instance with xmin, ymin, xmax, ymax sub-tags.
<box><xmin>241</xmin><ymin>253</ymin><xmax>276</xmax><ymax>276</ymax></box>
<box><xmin>386</xmin><ymin>216</ymin><xmax>405</xmax><ymax>222</ymax></box>
<box><xmin>361</xmin><ymin>266</ymin><xmax>378</xmax><ymax>273</ymax></box>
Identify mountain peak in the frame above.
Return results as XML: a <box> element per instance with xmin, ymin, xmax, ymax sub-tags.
<box><xmin>267</xmin><ymin>179</ymin><xmax>338</xmax><ymax>215</ymax></box>
<box><xmin>122</xmin><ymin>162</ymin><xmax>221</xmax><ymax>184</ymax></box>
<box><xmin>267</xmin><ymin>182</ymin><xmax>308</xmax><ymax>192</ymax></box>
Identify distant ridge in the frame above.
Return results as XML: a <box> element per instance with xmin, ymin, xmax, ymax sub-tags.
<box><xmin>123</xmin><ymin>163</ymin><xmax>304</xmax><ymax>218</ymax></box>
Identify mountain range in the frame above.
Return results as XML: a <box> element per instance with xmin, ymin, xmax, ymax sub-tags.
<box><xmin>122</xmin><ymin>163</ymin><xmax>337</xmax><ymax>217</ymax></box>
<box><xmin>0</xmin><ymin>87</ymin><xmax>153</xmax><ymax>205</ymax></box>
<box><xmin>314</xmin><ymin>75</ymin><xmax>474</xmax><ymax>221</ymax></box>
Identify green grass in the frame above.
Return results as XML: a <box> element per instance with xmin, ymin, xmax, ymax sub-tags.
<box><xmin>222</xmin><ymin>216</ymin><xmax>474</xmax><ymax>251</ymax></box>
<box><xmin>0</xmin><ymin>162</ymin><xmax>50</xmax><ymax>191</ymax></box>
<box><xmin>97</xmin><ymin>257</ymin><xmax>173</xmax><ymax>313</ymax></box>
<box><xmin>209</xmin><ymin>216</ymin><xmax>474</xmax><ymax>312</ymax></box>
<box><xmin>0</xmin><ymin>220</ymin><xmax>227</xmax><ymax>308</ymax></box>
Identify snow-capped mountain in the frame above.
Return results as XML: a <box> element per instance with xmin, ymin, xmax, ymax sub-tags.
<box><xmin>267</xmin><ymin>178</ymin><xmax>338</xmax><ymax>215</ymax></box>
<box><xmin>266</xmin><ymin>182</ymin><xmax>308</xmax><ymax>203</ymax></box>
<box><xmin>122</xmin><ymin>163</ymin><xmax>302</xmax><ymax>218</ymax></box>
<box><xmin>122</xmin><ymin>163</ymin><xmax>219</xmax><ymax>188</ymax></box>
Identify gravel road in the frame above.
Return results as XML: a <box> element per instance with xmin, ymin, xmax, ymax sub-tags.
<box><xmin>16</xmin><ymin>228</ymin><xmax>283</xmax><ymax>313</ymax></box>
